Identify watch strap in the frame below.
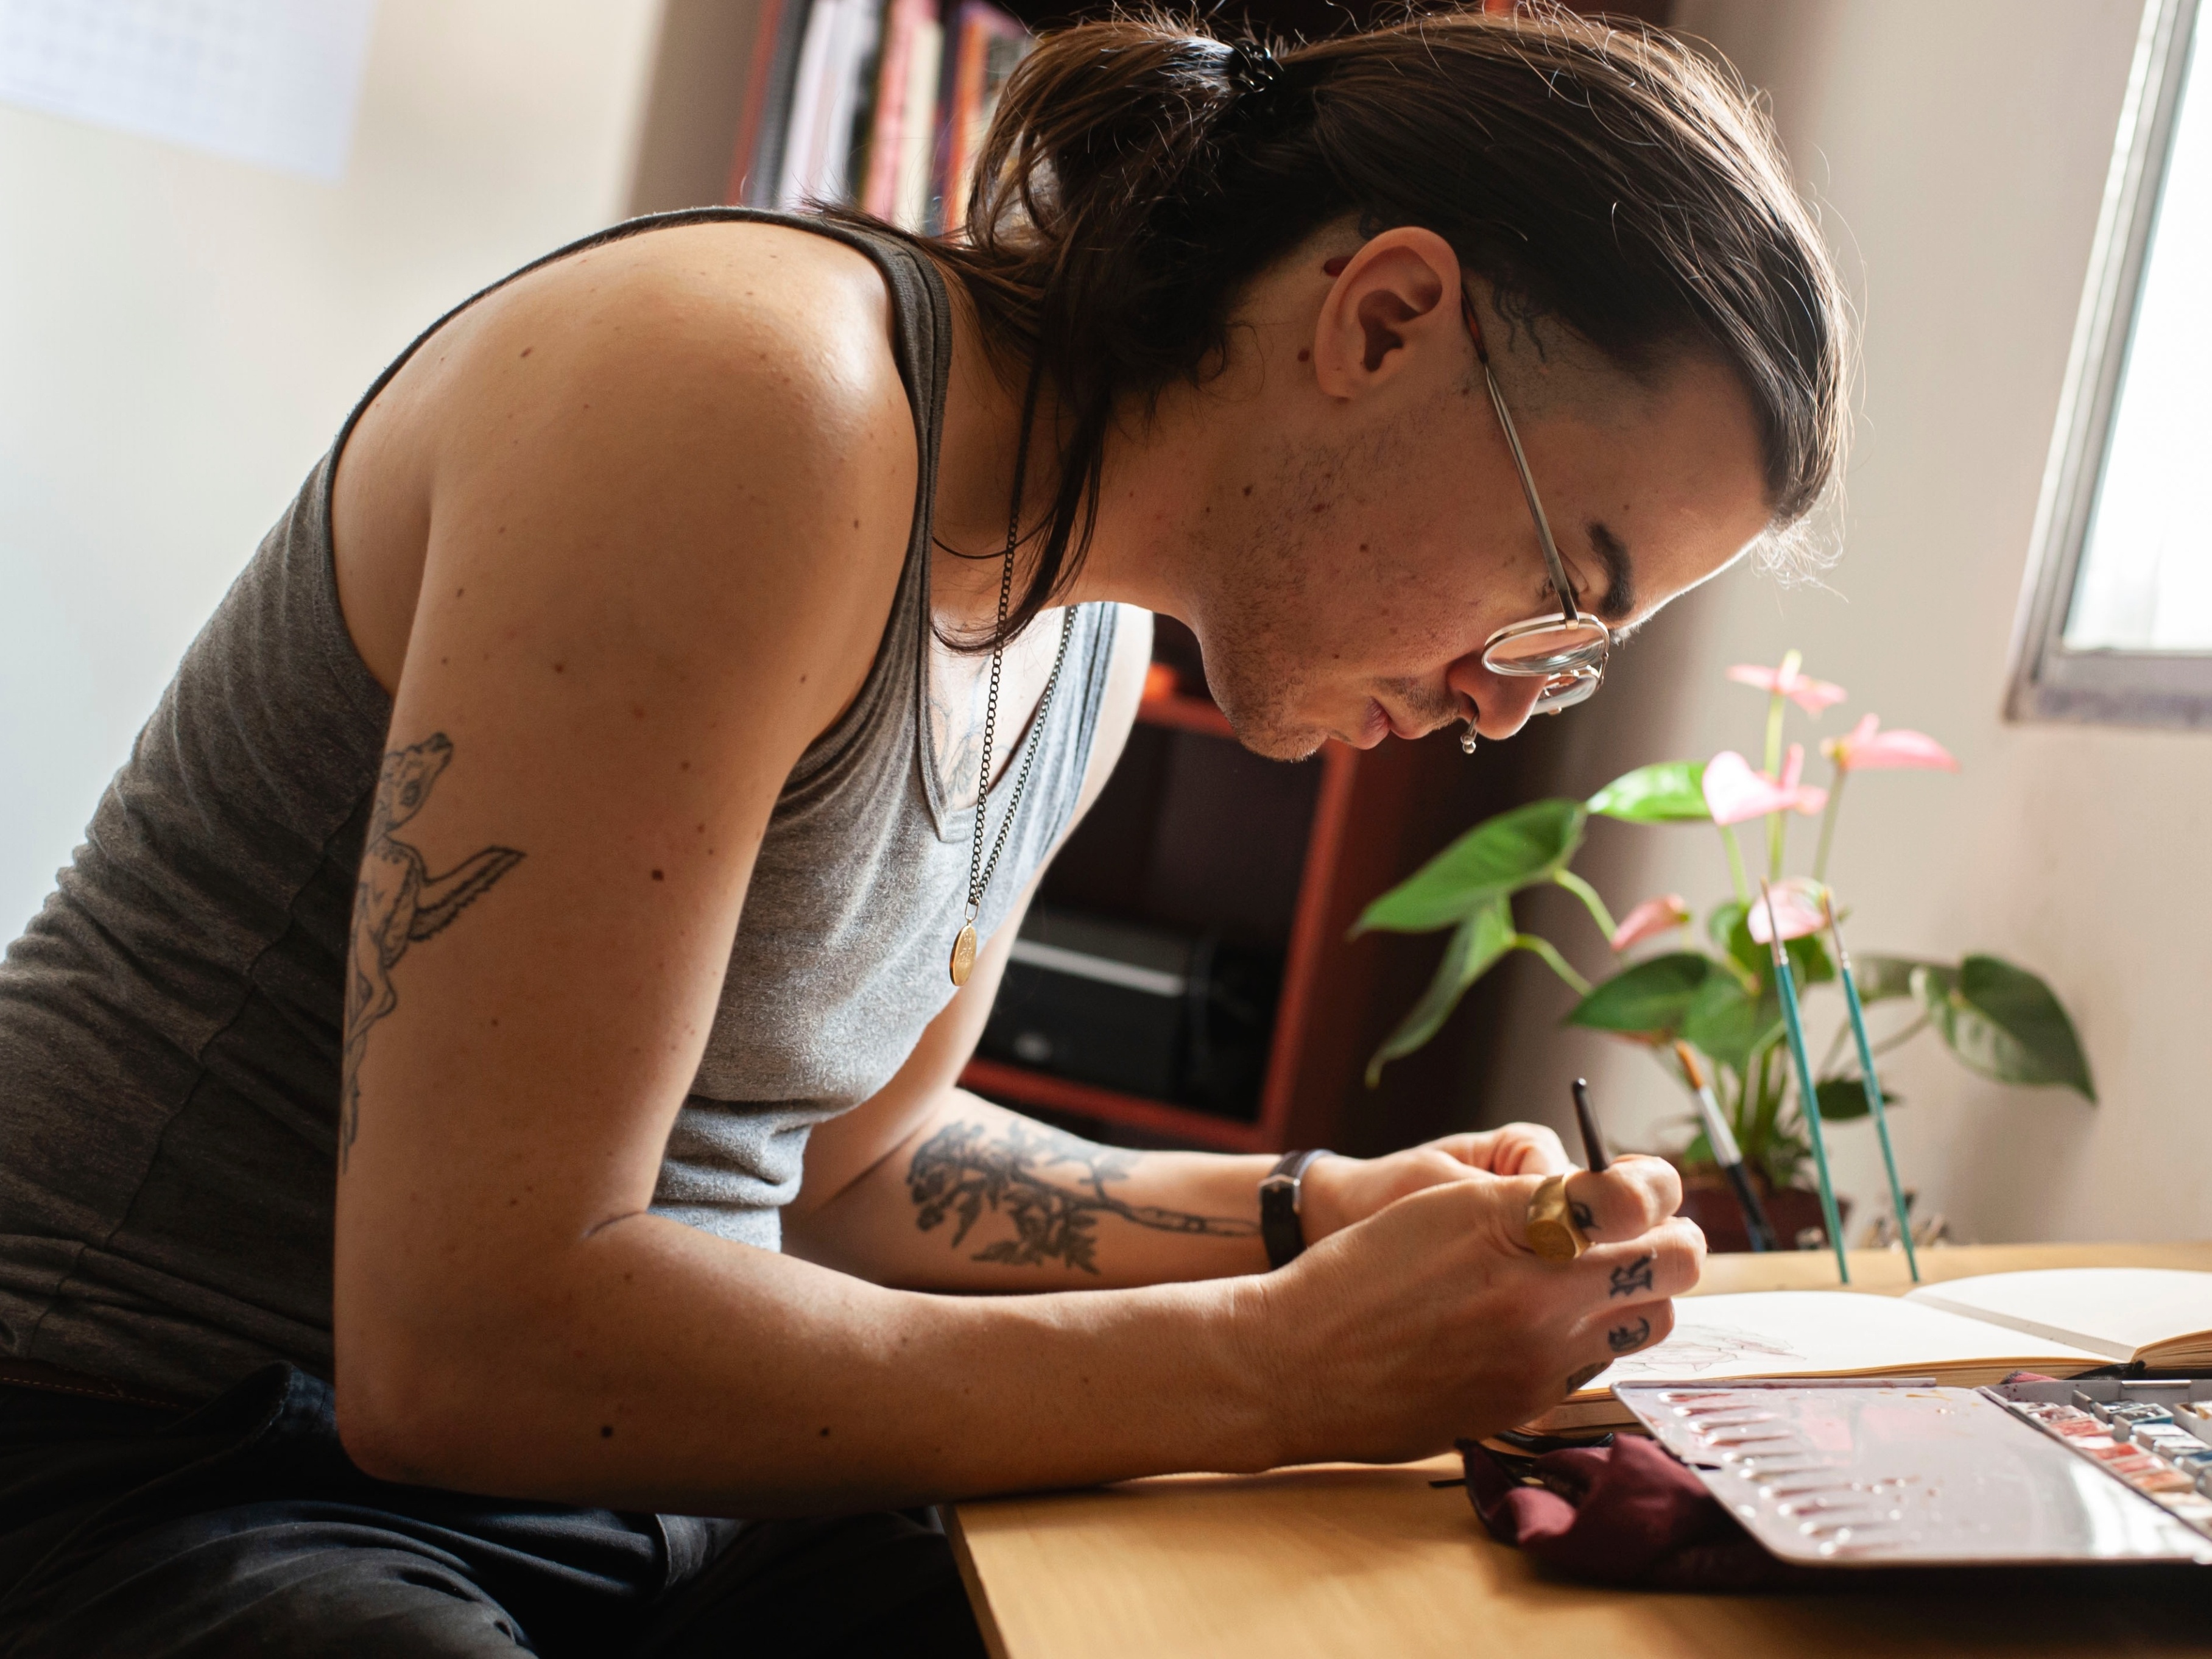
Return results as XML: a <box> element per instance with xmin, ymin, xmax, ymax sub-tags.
<box><xmin>1259</xmin><ymin>1149</ymin><xmax>1331</xmax><ymax>1270</ymax></box>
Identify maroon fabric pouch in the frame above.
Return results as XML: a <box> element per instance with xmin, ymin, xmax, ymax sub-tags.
<box><xmin>1457</xmin><ymin>1434</ymin><xmax>1826</xmax><ymax>1590</ymax></box>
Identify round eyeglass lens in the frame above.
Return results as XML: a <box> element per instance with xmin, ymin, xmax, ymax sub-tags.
<box><xmin>1481</xmin><ymin>615</ymin><xmax>1610</xmax><ymax>678</ymax></box>
<box><xmin>1532</xmin><ymin>667</ymin><xmax>1602</xmax><ymax>711</ymax></box>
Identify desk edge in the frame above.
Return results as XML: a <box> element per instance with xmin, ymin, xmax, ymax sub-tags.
<box><xmin>944</xmin><ymin>1503</ymin><xmax>1015</xmax><ymax>1659</ymax></box>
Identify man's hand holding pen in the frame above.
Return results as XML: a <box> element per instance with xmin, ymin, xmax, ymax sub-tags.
<box><xmin>1236</xmin><ymin>1107</ymin><xmax>1703</xmax><ymax>1462</ymax></box>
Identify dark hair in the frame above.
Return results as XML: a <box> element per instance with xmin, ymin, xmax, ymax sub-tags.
<box><xmin>855</xmin><ymin>4</ymin><xmax>1847</xmax><ymax>645</ymax></box>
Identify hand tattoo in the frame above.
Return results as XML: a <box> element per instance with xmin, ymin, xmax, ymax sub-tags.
<box><xmin>907</xmin><ymin>1119</ymin><xmax>1257</xmax><ymax>1274</ymax></box>
<box><xmin>1608</xmin><ymin>1253</ymin><xmax>1656</xmax><ymax>1299</ymax></box>
<box><xmin>1607</xmin><ymin>1317</ymin><xmax>1653</xmax><ymax>1354</ymax></box>
<box><xmin>342</xmin><ymin>734</ymin><xmax>523</xmax><ymax>1172</ymax></box>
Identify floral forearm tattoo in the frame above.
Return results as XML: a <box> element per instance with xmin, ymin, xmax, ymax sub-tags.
<box><xmin>906</xmin><ymin>1118</ymin><xmax>1257</xmax><ymax>1275</ymax></box>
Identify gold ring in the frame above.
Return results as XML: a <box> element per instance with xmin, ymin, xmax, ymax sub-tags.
<box><xmin>1524</xmin><ymin>1174</ymin><xmax>1590</xmax><ymax>1261</ymax></box>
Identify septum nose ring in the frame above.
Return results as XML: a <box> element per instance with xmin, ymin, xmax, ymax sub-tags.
<box><xmin>1459</xmin><ymin>705</ymin><xmax>1480</xmax><ymax>755</ymax></box>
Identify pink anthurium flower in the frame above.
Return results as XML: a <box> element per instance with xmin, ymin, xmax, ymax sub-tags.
<box><xmin>1702</xmin><ymin>749</ymin><xmax>1828</xmax><ymax>826</ymax></box>
<box><xmin>1610</xmin><ymin>894</ymin><xmax>1691</xmax><ymax>953</ymax></box>
<box><xmin>1823</xmin><ymin>714</ymin><xmax>1958</xmax><ymax>773</ymax></box>
<box><xmin>1728</xmin><ymin>658</ymin><xmax>1847</xmax><ymax>716</ymax></box>
<box><xmin>1748</xmin><ymin>877</ymin><xmax>1828</xmax><ymax>944</ymax></box>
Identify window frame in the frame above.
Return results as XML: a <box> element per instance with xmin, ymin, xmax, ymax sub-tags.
<box><xmin>2007</xmin><ymin>0</ymin><xmax>2212</xmax><ymax>729</ymax></box>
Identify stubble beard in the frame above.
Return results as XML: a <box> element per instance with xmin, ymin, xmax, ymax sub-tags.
<box><xmin>1185</xmin><ymin>467</ymin><xmax>1334</xmax><ymax>763</ymax></box>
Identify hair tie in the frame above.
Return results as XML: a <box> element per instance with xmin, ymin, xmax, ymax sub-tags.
<box><xmin>1219</xmin><ymin>38</ymin><xmax>1291</xmax><ymax>129</ymax></box>
<box><xmin>1224</xmin><ymin>38</ymin><xmax>1283</xmax><ymax>97</ymax></box>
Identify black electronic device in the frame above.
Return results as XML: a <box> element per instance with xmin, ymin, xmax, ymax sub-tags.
<box><xmin>977</xmin><ymin>906</ymin><xmax>1280</xmax><ymax>1119</ymax></box>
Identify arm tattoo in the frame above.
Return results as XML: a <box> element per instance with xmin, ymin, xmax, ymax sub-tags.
<box><xmin>1608</xmin><ymin>1253</ymin><xmax>1656</xmax><ymax>1298</ymax></box>
<box><xmin>341</xmin><ymin>734</ymin><xmax>524</xmax><ymax>1172</ymax></box>
<box><xmin>906</xmin><ymin>1119</ymin><xmax>1258</xmax><ymax>1275</ymax></box>
<box><xmin>1607</xmin><ymin>1317</ymin><xmax>1653</xmax><ymax>1354</ymax></box>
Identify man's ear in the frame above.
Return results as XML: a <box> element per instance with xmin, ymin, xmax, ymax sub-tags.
<box><xmin>1311</xmin><ymin>227</ymin><xmax>1462</xmax><ymax>401</ymax></box>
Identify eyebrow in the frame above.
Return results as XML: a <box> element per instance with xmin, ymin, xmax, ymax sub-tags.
<box><xmin>1586</xmin><ymin>522</ymin><xmax>1635</xmax><ymax>622</ymax></box>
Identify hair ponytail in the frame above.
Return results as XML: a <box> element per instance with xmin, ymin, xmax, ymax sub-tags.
<box><xmin>840</xmin><ymin>4</ymin><xmax>1847</xmax><ymax>647</ymax></box>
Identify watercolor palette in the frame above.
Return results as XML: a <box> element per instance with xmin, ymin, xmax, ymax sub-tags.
<box><xmin>1616</xmin><ymin>1377</ymin><xmax>2212</xmax><ymax>1567</ymax></box>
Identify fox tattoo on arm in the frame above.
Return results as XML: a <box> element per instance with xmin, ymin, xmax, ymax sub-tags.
<box><xmin>341</xmin><ymin>734</ymin><xmax>523</xmax><ymax>1171</ymax></box>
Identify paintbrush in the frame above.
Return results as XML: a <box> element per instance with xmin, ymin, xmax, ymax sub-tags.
<box><xmin>1761</xmin><ymin>879</ymin><xmax>1849</xmax><ymax>1283</ymax></box>
<box><xmin>1822</xmin><ymin>892</ymin><xmax>1920</xmax><ymax>1281</ymax></box>
<box><xmin>1671</xmin><ymin>1039</ymin><xmax>1778</xmax><ymax>1253</ymax></box>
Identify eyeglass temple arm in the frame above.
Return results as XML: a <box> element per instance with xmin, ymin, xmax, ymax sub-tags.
<box><xmin>1462</xmin><ymin>291</ymin><xmax>1583</xmax><ymax>627</ymax></box>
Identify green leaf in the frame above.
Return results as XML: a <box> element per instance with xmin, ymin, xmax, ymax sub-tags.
<box><xmin>1708</xmin><ymin>901</ymin><xmax>1764</xmax><ymax>979</ymax></box>
<box><xmin>1812</xmin><ymin>1076</ymin><xmax>1900</xmax><ymax>1124</ymax></box>
<box><xmin>1708</xmin><ymin>898</ymin><xmax>1834</xmax><ymax>988</ymax></box>
<box><xmin>1785</xmin><ymin>929</ymin><xmax>1836</xmax><ymax>989</ymax></box>
<box><xmin>1587</xmin><ymin>761</ymin><xmax>1710</xmax><ymax>823</ymax></box>
<box><xmin>1853</xmin><ymin>954</ymin><xmax>1932</xmax><ymax>1004</ymax></box>
<box><xmin>1914</xmin><ymin>957</ymin><xmax>2096</xmax><ymax>1102</ymax></box>
<box><xmin>1682</xmin><ymin>970</ymin><xmax>1781</xmax><ymax>1076</ymax></box>
<box><xmin>1564</xmin><ymin>952</ymin><xmax>1719</xmax><ymax>1036</ymax></box>
<box><xmin>1353</xmin><ymin>799</ymin><xmax>1587</xmax><ymax>935</ymax></box>
<box><xmin>1364</xmin><ymin>898</ymin><xmax>1516</xmax><ymax>1085</ymax></box>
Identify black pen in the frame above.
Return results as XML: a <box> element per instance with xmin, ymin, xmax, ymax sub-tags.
<box><xmin>1571</xmin><ymin>1076</ymin><xmax>1610</xmax><ymax>1173</ymax></box>
<box><xmin>1526</xmin><ymin>1078</ymin><xmax>1611</xmax><ymax>1260</ymax></box>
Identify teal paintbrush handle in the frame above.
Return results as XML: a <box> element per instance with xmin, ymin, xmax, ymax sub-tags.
<box><xmin>1839</xmin><ymin>965</ymin><xmax>1919</xmax><ymax>1280</ymax></box>
<box><xmin>1773</xmin><ymin>956</ymin><xmax>1850</xmax><ymax>1284</ymax></box>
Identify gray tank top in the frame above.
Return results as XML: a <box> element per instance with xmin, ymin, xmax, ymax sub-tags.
<box><xmin>0</xmin><ymin>209</ymin><xmax>1121</xmax><ymax>1402</ymax></box>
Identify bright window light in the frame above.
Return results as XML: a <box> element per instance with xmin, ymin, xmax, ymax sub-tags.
<box><xmin>2011</xmin><ymin>0</ymin><xmax>2212</xmax><ymax>727</ymax></box>
<box><xmin>2066</xmin><ymin>18</ymin><xmax>2212</xmax><ymax>652</ymax></box>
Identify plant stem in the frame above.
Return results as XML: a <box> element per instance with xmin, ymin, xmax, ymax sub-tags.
<box><xmin>1819</xmin><ymin>1017</ymin><xmax>1853</xmax><ymax>1077</ymax></box>
<box><xmin>1512</xmin><ymin>934</ymin><xmax>1593</xmax><ymax>998</ymax></box>
<box><xmin>1813</xmin><ymin>765</ymin><xmax>1849</xmax><ymax>882</ymax></box>
<box><xmin>1868</xmin><ymin>1012</ymin><xmax>1931</xmax><ymax>1059</ymax></box>
<box><xmin>1764</xmin><ymin>678</ymin><xmax>1789</xmax><ymax>778</ymax></box>
<box><xmin>1721</xmin><ymin>825</ymin><xmax>1751</xmax><ymax>904</ymax></box>
<box><xmin>1552</xmin><ymin>869</ymin><xmax>1618</xmax><ymax>942</ymax></box>
<box><xmin>1764</xmin><ymin>685</ymin><xmax>1788</xmax><ymax>879</ymax></box>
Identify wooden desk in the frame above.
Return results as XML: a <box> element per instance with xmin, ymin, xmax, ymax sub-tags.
<box><xmin>950</xmin><ymin>1243</ymin><xmax>2212</xmax><ymax>1659</ymax></box>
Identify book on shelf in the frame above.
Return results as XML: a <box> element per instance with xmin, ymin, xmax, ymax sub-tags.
<box><xmin>1532</xmin><ymin>1267</ymin><xmax>2212</xmax><ymax>1432</ymax></box>
<box><xmin>731</xmin><ymin>0</ymin><xmax>1030</xmax><ymax>234</ymax></box>
<box><xmin>935</xmin><ymin>1</ymin><xmax>1029</xmax><ymax>231</ymax></box>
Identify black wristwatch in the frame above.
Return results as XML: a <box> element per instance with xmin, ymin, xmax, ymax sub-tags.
<box><xmin>1259</xmin><ymin>1149</ymin><xmax>1332</xmax><ymax>1270</ymax></box>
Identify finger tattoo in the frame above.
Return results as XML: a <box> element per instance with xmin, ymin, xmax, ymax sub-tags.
<box><xmin>1569</xmin><ymin>1199</ymin><xmax>1595</xmax><ymax>1233</ymax></box>
<box><xmin>1608</xmin><ymin>1252</ymin><xmax>1656</xmax><ymax>1298</ymax></box>
<box><xmin>1607</xmin><ymin>1317</ymin><xmax>1653</xmax><ymax>1354</ymax></box>
<box><xmin>1566</xmin><ymin>1363</ymin><xmax>1606</xmax><ymax>1393</ymax></box>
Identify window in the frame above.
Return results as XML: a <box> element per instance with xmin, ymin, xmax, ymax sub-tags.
<box><xmin>2009</xmin><ymin>0</ymin><xmax>2212</xmax><ymax>727</ymax></box>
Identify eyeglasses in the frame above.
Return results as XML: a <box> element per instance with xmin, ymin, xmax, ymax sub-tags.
<box><xmin>1458</xmin><ymin>287</ymin><xmax>1610</xmax><ymax>752</ymax></box>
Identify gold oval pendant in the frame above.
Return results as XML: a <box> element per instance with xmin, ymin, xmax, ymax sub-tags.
<box><xmin>949</xmin><ymin>922</ymin><xmax>978</xmax><ymax>987</ymax></box>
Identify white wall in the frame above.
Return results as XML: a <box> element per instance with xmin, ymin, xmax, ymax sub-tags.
<box><xmin>0</xmin><ymin>0</ymin><xmax>663</xmax><ymax>934</ymax></box>
<box><xmin>1481</xmin><ymin>0</ymin><xmax>2211</xmax><ymax>1244</ymax></box>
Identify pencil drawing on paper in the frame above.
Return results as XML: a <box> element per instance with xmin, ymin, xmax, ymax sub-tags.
<box><xmin>1605</xmin><ymin>1323</ymin><xmax>1801</xmax><ymax>1381</ymax></box>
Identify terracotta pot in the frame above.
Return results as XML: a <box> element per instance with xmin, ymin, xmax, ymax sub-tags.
<box><xmin>1675</xmin><ymin>1166</ymin><xmax>1851</xmax><ymax>1254</ymax></box>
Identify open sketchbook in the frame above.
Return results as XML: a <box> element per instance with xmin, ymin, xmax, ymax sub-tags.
<box><xmin>1532</xmin><ymin>1268</ymin><xmax>2212</xmax><ymax>1432</ymax></box>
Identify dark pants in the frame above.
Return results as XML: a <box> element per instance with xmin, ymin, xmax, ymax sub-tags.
<box><xmin>0</xmin><ymin>1366</ymin><xmax>986</xmax><ymax>1657</ymax></box>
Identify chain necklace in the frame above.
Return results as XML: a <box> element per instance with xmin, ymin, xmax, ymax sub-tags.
<box><xmin>948</xmin><ymin>428</ymin><xmax>1076</xmax><ymax>987</ymax></box>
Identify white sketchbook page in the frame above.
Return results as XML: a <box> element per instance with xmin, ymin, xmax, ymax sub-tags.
<box><xmin>1575</xmin><ymin>1291</ymin><xmax>2111</xmax><ymax>1399</ymax></box>
<box><xmin>1907</xmin><ymin>1269</ymin><xmax>2212</xmax><ymax>1362</ymax></box>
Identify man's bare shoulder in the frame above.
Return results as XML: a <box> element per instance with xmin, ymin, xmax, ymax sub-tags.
<box><xmin>337</xmin><ymin>219</ymin><xmax>920</xmax><ymax>698</ymax></box>
<box><xmin>445</xmin><ymin>219</ymin><xmax>912</xmax><ymax>468</ymax></box>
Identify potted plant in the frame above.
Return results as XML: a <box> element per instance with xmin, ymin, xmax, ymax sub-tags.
<box><xmin>1356</xmin><ymin>652</ymin><xmax>2094</xmax><ymax>1249</ymax></box>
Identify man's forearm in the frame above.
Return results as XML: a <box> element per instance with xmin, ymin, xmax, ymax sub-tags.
<box><xmin>339</xmin><ymin>1207</ymin><xmax>1283</xmax><ymax>1515</ymax></box>
<box><xmin>785</xmin><ymin>1092</ymin><xmax>1281</xmax><ymax>1290</ymax></box>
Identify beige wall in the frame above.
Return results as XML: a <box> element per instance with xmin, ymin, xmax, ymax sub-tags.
<box><xmin>1478</xmin><ymin>0</ymin><xmax>2210</xmax><ymax>1243</ymax></box>
<box><xmin>0</xmin><ymin>0</ymin><xmax>663</xmax><ymax>933</ymax></box>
